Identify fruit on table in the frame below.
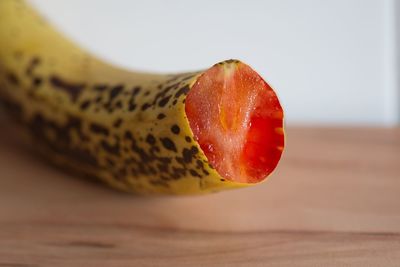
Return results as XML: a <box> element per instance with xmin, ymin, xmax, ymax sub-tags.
<box><xmin>0</xmin><ymin>0</ymin><xmax>284</xmax><ymax>194</ymax></box>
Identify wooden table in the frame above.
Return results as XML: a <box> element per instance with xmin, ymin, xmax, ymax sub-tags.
<box><xmin>0</xmin><ymin>126</ymin><xmax>399</xmax><ymax>266</ymax></box>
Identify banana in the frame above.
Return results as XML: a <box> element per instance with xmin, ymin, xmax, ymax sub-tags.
<box><xmin>0</xmin><ymin>0</ymin><xmax>284</xmax><ymax>195</ymax></box>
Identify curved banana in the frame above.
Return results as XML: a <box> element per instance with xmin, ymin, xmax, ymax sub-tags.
<box><xmin>0</xmin><ymin>0</ymin><xmax>284</xmax><ymax>195</ymax></box>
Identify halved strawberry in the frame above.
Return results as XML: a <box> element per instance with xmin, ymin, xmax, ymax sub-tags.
<box><xmin>185</xmin><ymin>60</ymin><xmax>284</xmax><ymax>183</ymax></box>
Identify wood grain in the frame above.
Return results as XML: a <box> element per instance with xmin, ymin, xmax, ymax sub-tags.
<box><xmin>0</xmin><ymin>126</ymin><xmax>399</xmax><ymax>266</ymax></box>
<box><xmin>1</xmin><ymin>224</ymin><xmax>400</xmax><ymax>267</ymax></box>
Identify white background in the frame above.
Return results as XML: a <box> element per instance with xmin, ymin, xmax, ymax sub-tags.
<box><xmin>30</xmin><ymin>0</ymin><xmax>399</xmax><ymax>126</ymax></box>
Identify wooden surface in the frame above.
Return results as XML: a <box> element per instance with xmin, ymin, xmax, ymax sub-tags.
<box><xmin>0</xmin><ymin>126</ymin><xmax>399</xmax><ymax>266</ymax></box>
